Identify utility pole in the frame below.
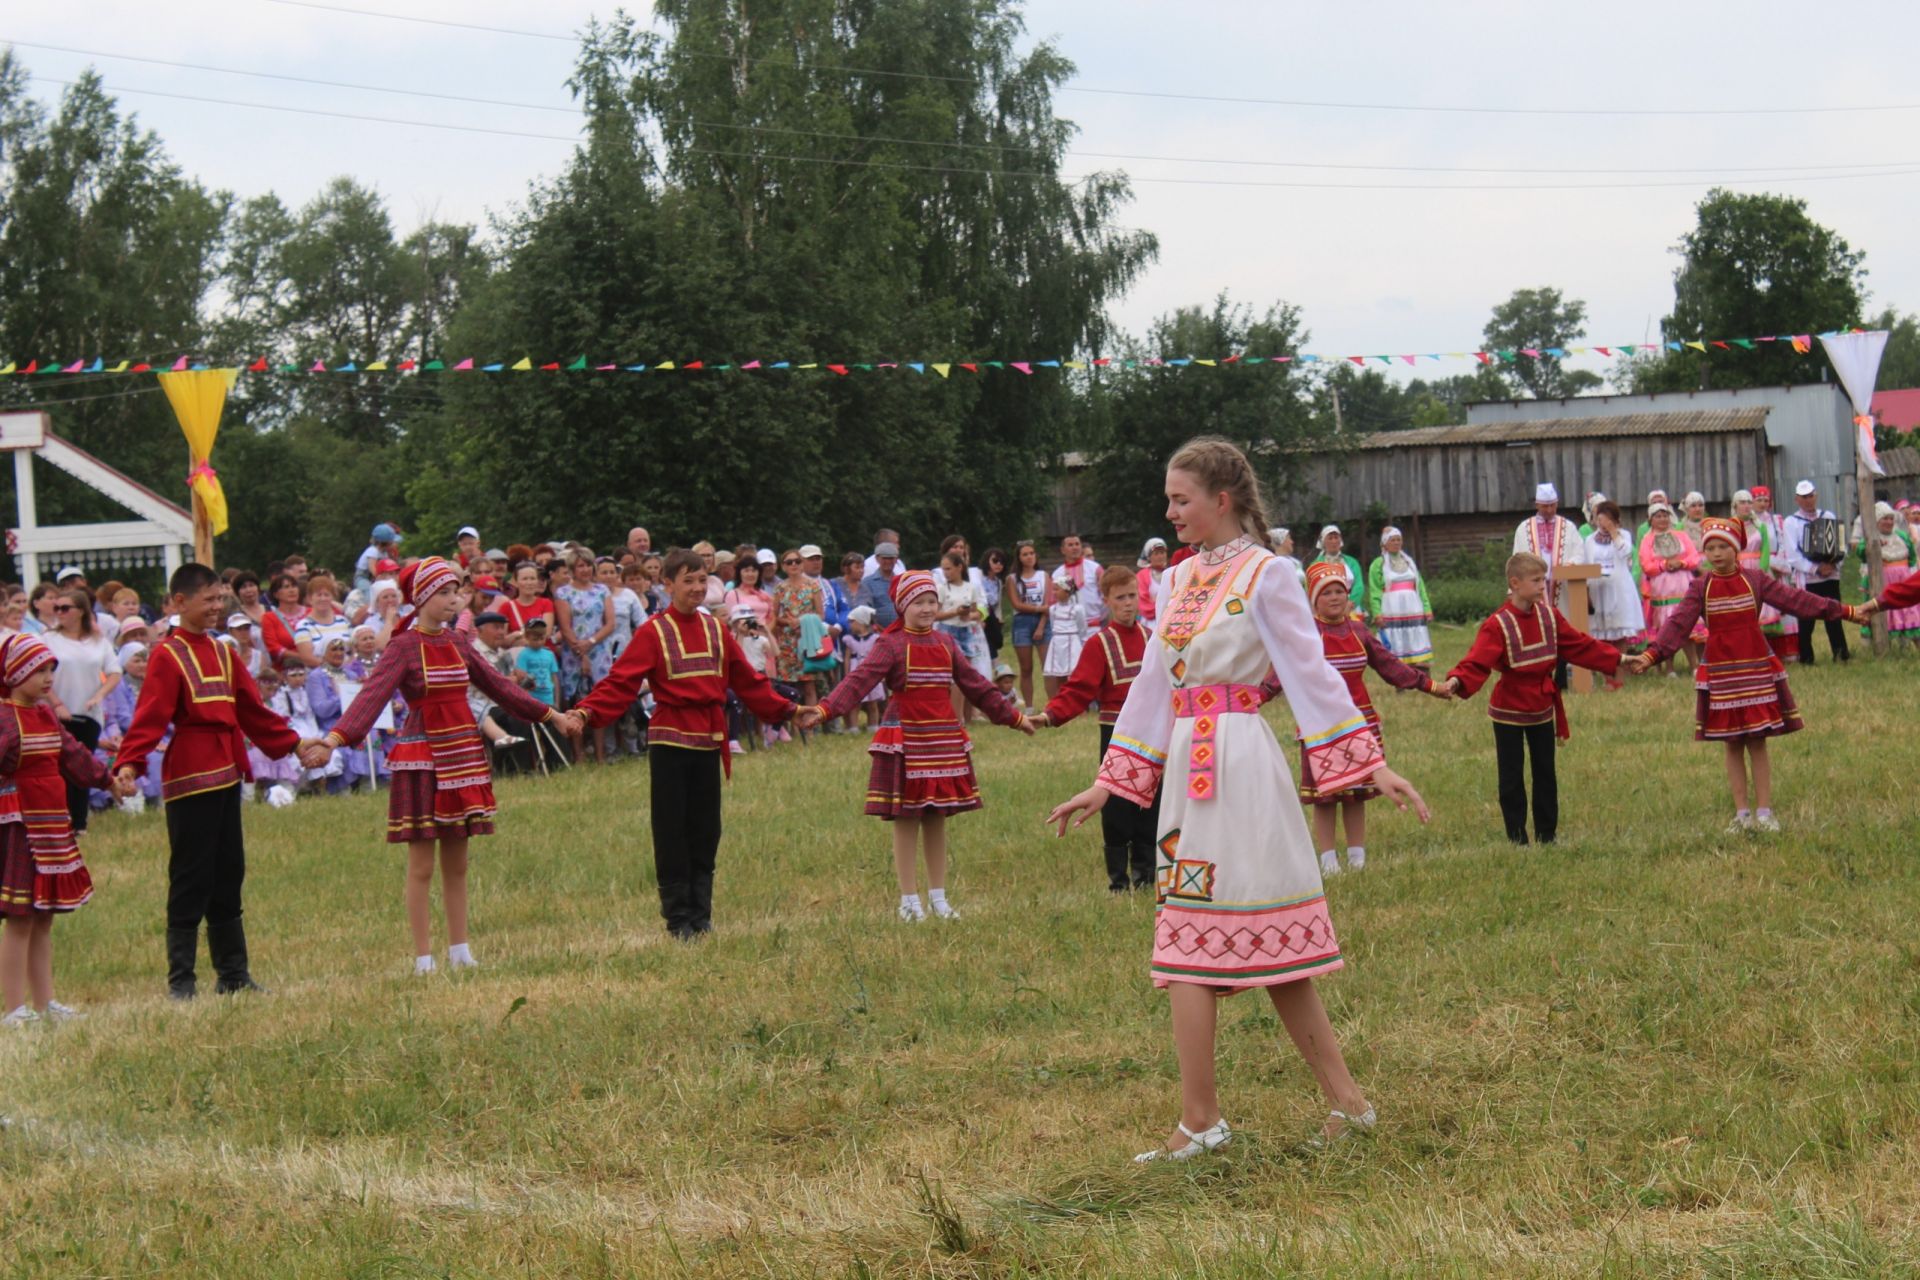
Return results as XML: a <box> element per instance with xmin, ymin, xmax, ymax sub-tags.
<box><xmin>1330</xmin><ymin>385</ymin><xmax>1345</xmax><ymax>434</ymax></box>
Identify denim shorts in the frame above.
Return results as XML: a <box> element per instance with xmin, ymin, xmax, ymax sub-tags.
<box><xmin>1011</xmin><ymin>612</ymin><xmax>1040</xmax><ymax>646</ymax></box>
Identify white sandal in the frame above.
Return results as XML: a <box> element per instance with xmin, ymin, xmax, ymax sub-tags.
<box><xmin>1134</xmin><ymin>1118</ymin><xmax>1231</xmax><ymax>1164</ymax></box>
<box><xmin>1309</xmin><ymin>1105</ymin><xmax>1377</xmax><ymax>1148</ymax></box>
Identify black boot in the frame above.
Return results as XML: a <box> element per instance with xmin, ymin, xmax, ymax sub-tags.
<box><xmin>1129</xmin><ymin>842</ymin><xmax>1157</xmax><ymax>892</ymax></box>
<box><xmin>688</xmin><ymin>874</ymin><xmax>715</xmax><ymax>935</ymax></box>
<box><xmin>166</xmin><ymin>925</ymin><xmax>199</xmax><ymax>1000</ymax></box>
<box><xmin>208</xmin><ymin>918</ymin><xmax>268</xmax><ymax>994</ymax></box>
<box><xmin>1102</xmin><ymin>846</ymin><xmax>1130</xmax><ymax>893</ymax></box>
<box><xmin>659</xmin><ymin>880</ymin><xmax>693</xmax><ymax>939</ymax></box>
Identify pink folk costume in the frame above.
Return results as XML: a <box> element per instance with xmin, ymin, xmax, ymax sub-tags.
<box><xmin>814</xmin><ymin>571</ymin><xmax>1023</xmax><ymax>819</ymax></box>
<box><xmin>1642</xmin><ymin>519</ymin><xmax>1855</xmax><ymax>741</ymax></box>
<box><xmin>1298</xmin><ymin>562</ymin><xmax>1432</xmax><ymax>806</ymax></box>
<box><xmin>323</xmin><ymin>559</ymin><xmax>558</xmax><ymax>842</ymax></box>
<box><xmin>1638</xmin><ymin>522</ymin><xmax>1699</xmax><ymax>636</ymax></box>
<box><xmin>0</xmin><ymin>636</ymin><xmax>109</xmax><ymax>917</ymax></box>
<box><xmin>1098</xmin><ymin>537</ymin><xmax>1383</xmax><ymax>991</ymax></box>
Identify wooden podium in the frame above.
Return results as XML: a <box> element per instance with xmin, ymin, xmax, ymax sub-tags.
<box><xmin>1554</xmin><ymin>563</ymin><xmax>1603</xmax><ymax>693</ymax></box>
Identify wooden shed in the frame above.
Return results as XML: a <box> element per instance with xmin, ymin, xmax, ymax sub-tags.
<box><xmin>1293</xmin><ymin>407</ymin><xmax>1775</xmax><ymax>566</ymax></box>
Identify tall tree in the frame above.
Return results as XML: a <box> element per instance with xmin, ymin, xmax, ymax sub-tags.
<box><xmin>1084</xmin><ymin>296</ymin><xmax>1325</xmax><ymax>532</ymax></box>
<box><xmin>1636</xmin><ymin>189</ymin><xmax>1866</xmax><ymax>391</ymax></box>
<box><xmin>0</xmin><ymin>56</ymin><xmax>227</xmax><ymax>527</ymax></box>
<box><xmin>1482</xmin><ymin>287</ymin><xmax>1602</xmax><ymax>399</ymax></box>
<box><xmin>405</xmin><ymin>1</ymin><xmax>1155</xmax><ymax>558</ymax></box>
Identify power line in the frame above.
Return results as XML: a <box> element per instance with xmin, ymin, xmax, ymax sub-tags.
<box><xmin>30</xmin><ymin>76</ymin><xmax>1920</xmax><ymax>192</ymax></box>
<box><xmin>17</xmin><ymin>40</ymin><xmax>1920</xmax><ymax>178</ymax></box>
<box><xmin>255</xmin><ymin>0</ymin><xmax>1920</xmax><ymax>118</ymax></box>
<box><xmin>0</xmin><ymin>384</ymin><xmax>165</xmax><ymax>409</ymax></box>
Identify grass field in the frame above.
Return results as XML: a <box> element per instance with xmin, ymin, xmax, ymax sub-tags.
<box><xmin>5</xmin><ymin>624</ymin><xmax>1920</xmax><ymax>1278</ymax></box>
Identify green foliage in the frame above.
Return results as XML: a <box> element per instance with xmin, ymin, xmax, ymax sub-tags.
<box><xmin>1867</xmin><ymin>307</ymin><xmax>1920</xmax><ymax>391</ymax></box>
<box><xmin>1636</xmin><ymin>189</ymin><xmax>1867</xmax><ymax>392</ymax></box>
<box><xmin>1482</xmin><ymin>286</ymin><xmax>1604</xmax><ymax>400</ymax></box>
<box><xmin>1082</xmin><ymin>295</ymin><xmax>1324</xmax><ymax>529</ymax></box>
<box><xmin>403</xmin><ymin>2</ymin><xmax>1154</xmax><ymax>559</ymax></box>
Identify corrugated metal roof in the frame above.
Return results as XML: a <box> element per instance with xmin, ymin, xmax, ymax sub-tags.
<box><xmin>1879</xmin><ymin>445</ymin><xmax>1920</xmax><ymax>478</ymax></box>
<box><xmin>1346</xmin><ymin>407</ymin><xmax>1770</xmax><ymax>450</ymax></box>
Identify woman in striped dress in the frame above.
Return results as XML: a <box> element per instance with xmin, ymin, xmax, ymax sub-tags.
<box><xmin>1637</xmin><ymin>503</ymin><xmax>1698</xmax><ymax>677</ymax></box>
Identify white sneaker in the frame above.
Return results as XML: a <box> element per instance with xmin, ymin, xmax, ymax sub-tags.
<box><xmin>1134</xmin><ymin>1118</ymin><xmax>1231</xmax><ymax>1163</ymax></box>
<box><xmin>1754</xmin><ymin>814</ymin><xmax>1781</xmax><ymax>833</ymax></box>
<box><xmin>1346</xmin><ymin>850</ymin><xmax>1367</xmax><ymax>872</ymax></box>
<box><xmin>118</xmin><ymin>793</ymin><xmax>145</xmax><ymax>815</ymax></box>
<box><xmin>1725</xmin><ymin>815</ymin><xmax>1754</xmax><ymax>835</ymax></box>
<box><xmin>928</xmin><ymin>897</ymin><xmax>961</xmax><ymax>921</ymax></box>
<box><xmin>447</xmin><ymin>953</ymin><xmax>479</xmax><ymax>971</ymax></box>
<box><xmin>1319</xmin><ymin>851</ymin><xmax>1340</xmax><ymax>877</ymax></box>
<box><xmin>897</xmin><ymin>897</ymin><xmax>927</xmax><ymax>923</ymax></box>
<box><xmin>1</xmin><ymin>1005</ymin><xmax>38</xmax><ymax>1028</ymax></box>
<box><xmin>413</xmin><ymin>956</ymin><xmax>436</xmax><ymax>976</ymax></box>
<box><xmin>728</xmin><ymin>740</ymin><xmax>746</xmax><ymax>756</ymax></box>
<box><xmin>42</xmin><ymin>1000</ymin><xmax>84</xmax><ymax>1022</ymax></box>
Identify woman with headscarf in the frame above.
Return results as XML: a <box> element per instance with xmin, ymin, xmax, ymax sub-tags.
<box><xmin>1312</xmin><ymin>526</ymin><xmax>1366</xmax><ymax>620</ymax></box>
<box><xmin>1269</xmin><ymin>528</ymin><xmax>1308</xmax><ymax>589</ymax></box>
<box><xmin>1637</xmin><ymin>502</ymin><xmax>1698</xmax><ymax>677</ymax></box>
<box><xmin>1136</xmin><ymin>537</ymin><xmax>1170</xmax><ymax>634</ymax></box>
<box><xmin>1366</xmin><ymin>526</ymin><xmax>1433</xmax><ymax>667</ymax></box>
<box><xmin>1860</xmin><ymin>501</ymin><xmax>1920</xmax><ymax>643</ymax></box>
<box><xmin>317</xmin><ymin>557</ymin><xmax>564</xmax><ymax>975</ymax></box>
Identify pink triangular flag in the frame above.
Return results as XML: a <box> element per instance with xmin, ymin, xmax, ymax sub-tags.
<box><xmin>453</xmin><ymin>358</ymin><xmax>474</xmax><ymax>371</ymax></box>
<box><xmin>1400</xmin><ymin>355</ymin><xmax>1417</xmax><ymax>366</ymax></box>
<box><xmin>309</xmin><ymin>360</ymin><xmax>326</xmax><ymax>372</ymax></box>
<box><xmin>741</xmin><ymin>360</ymin><xmax>761</xmax><ymax>370</ymax></box>
<box><xmin>171</xmin><ymin>356</ymin><xmax>190</xmax><ymax>371</ymax></box>
<box><xmin>1348</xmin><ymin>356</ymin><xmax>1366</xmax><ymax>366</ymax></box>
<box><xmin>1594</xmin><ymin>347</ymin><xmax>1611</xmax><ymax>357</ymax></box>
<box><xmin>1011</xmin><ymin>362</ymin><xmax>1032</xmax><ymax>375</ymax></box>
<box><xmin>62</xmin><ymin>359</ymin><xmax>85</xmax><ymax>373</ymax></box>
<box><xmin>595</xmin><ymin>363</ymin><xmax>617</xmax><ymax>371</ymax></box>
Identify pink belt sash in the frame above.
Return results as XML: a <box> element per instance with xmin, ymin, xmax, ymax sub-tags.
<box><xmin>1386</xmin><ymin>581</ymin><xmax>1417</xmax><ymax>592</ymax></box>
<box><xmin>1170</xmin><ymin>683</ymin><xmax>1266</xmax><ymax>801</ymax></box>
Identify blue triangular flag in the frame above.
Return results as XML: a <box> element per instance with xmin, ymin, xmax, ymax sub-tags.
<box><xmin>907</xmin><ymin>362</ymin><xmax>925</xmax><ymax>374</ymax></box>
<box><xmin>1037</xmin><ymin>359</ymin><xmax>1061</xmax><ymax>368</ymax></box>
<box><xmin>338</xmin><ymin>362</ymin><xmax>357</xmax><ymax>372</ymax></box>
<box><xmin>482</xmin><ymin>362</ymin><xmax>504</xmax><ymax>372</ymax></box>
<box><xmin>625</xmin><ymin>364</ymin><xmax>648</xmax><ymax>372</ymax></box>
<box><xmin>85</xmin><ymin>357</ymin><xmax>103</xmax><ymax>373</ymax></box>
<box><xmin>771</xmin><ymin>361</ymin><xmax>791</xmax><ymax>369</ymax></box>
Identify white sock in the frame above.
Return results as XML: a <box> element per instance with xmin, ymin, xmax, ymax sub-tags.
<box><xmin>414</xmin><ymin>955</ymin><xmax>435</xmax><ymax>974</ymax></box>
<box><xmin>1319</xmin><ymin>849</ymin><xmax>1340</xmax><ymax>875</ymax></box>
<box><xmin>447</xmin><ymin>942</ymin><xmax>473</xmax><ymax>964</ymax></box>
<box><xmin>1346</xmin><ymin>845</ymin><xmax>1367</xmax><ymax>870</ymax></box>
<box><xmin>1756</xmin><ymin>808</ymin><xmax>1773</xmax><ymax>820</ymax></box>
<box><xmin>900</xmin><ymin>893</ymin><xmax>922</xmax><ymax>910</ymax></box>
<box><xmin>927</xmin><ymin>888</ymin><xmax>948</xmax><ymax>906</ymax></box>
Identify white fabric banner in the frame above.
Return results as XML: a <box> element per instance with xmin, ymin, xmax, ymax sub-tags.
<box><xmin>1821</xmin><ymin>330</ymin><xmax>1890</xmax><ymax>477</ymax></box>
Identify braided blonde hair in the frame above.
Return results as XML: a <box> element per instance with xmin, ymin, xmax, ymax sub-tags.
<box><xmin>1166</xmin><ymin>437</ymin><xmax>1274</xmax><ymax>550</ymax></box>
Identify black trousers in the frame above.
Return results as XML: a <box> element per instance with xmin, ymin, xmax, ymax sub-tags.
<box><xmin>1493</xmin><ymin>722</ymin><xmax>1557</xmax><ymax>845</ymax></box>
<box><xmin>1098</xmin><ymin>725</ymin><xmax>1161</xmax><ymax>890</ymax></box>
<box><xmin>1796</xmin><ymin>577</ymin><xmax>1850</xmax><ymax>664</ymax></box>
<box><xmin>60</xmin><ymin>716</ymin><xmax>101</xmax><ymax>832</ymax></box>
<box><xmin>165</xmin><ymin>783</ymin><xmax>247</xmax><ymax>929</ymax></box>
<box><xmin>649</xmin><ymin>746</ymin><xmax>723</xmax><ymax>933</ymax></box>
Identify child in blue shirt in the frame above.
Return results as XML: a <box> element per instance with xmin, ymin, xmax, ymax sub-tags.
<box><xmin>515</xmin><ymin>619</ymin><xmax>561</xmax><ymax>708</ymax></box>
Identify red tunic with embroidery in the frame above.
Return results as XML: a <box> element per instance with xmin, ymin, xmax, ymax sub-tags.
<box><xmin>573</xmin><ymin>607</ymin><xmax>795</xmax><ymax>757</ymax></box>
<box><xmin>1643</xmin><ymin>568</ymin><xmax>1847</xmax><ymax>741</ymax></box>
<box><xmin>1878</xmin><ymin>572</ymin><xmax>1920</xmax><ymax>613</ymax></box>
<box><xmin>326</xmin><ymin>626</ymin><xmax>557</xmax><ymax>842</ymax></box>
<box><xmin>1042</xmin><ymin>619</ymin><xmax>1145</xmax><ymax>728</ymax></box>
<box><xmin>112</xmin><ymin>630</ymin><xmax>301</xmax><ymax>802</ymax></box>
<box><xmin>1299</xmin><ymin>618</ymin><xmax>1431</xmax><ymax>804</ymax></box>
<box><xmin>1447</xmin><ymin>601</ymin><xmax>1622</xmax><ymax>739</ymax></box>
<box><xmin>0</xmin><ymin>701</ymin><xmax>109</xmax><ymax>915</ymax></box>
<box><xmin>816</xmin><ymin>626</ymin><xmax>1023</xmax><ymax>819</ymax></box>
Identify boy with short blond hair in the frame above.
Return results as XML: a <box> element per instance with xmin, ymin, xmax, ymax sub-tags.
<box><xmin>1441</xmin><ymin>552</ymin><xmax>1623</xmax><ymax>845</ymax></box>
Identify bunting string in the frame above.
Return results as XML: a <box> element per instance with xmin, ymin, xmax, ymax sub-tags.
<box><xmin>0</xmin><ymin>329</ymin><xmax>1861</xmax><ymax>381</ymax></box>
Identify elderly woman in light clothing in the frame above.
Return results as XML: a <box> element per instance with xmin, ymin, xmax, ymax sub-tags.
<box><xmin>1366</xmin><ymin>526</ymin><xmax>1433</xmax><ymax>667</ymax></box>
<box><xmin>1136</xmin><ymin>537</ymin><xmax>1170</xmax><ymax>633</ymax></box>
<box><xmin>1311</xmin><ymin>526</ymin><xmax>1365</xmax><ymax>620</ymax></box>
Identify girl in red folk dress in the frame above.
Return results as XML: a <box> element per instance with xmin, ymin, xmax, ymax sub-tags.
<box><xmin>799</xmin><ymin>571</ymin><xmax>1034</xmax><ymax>922</ymax></box>
<box><xmin>1628</xmin><ymin>517</ymin><xmax>1858</xmax><ymax>834</ymax></box>
<box><xmin>0</xmin><ymin>635</ymin><xmax>128</xmax><ymax>1025</ymax></box>
<box><xmin>318</xmin><ymin>558</ymin><xmax>562</xmax><ymax>974</ymax></box>
<box><xmin>1299</xmin><ymin>564</ymin><xmax>1448</xmax><ymax>877</ymax></box>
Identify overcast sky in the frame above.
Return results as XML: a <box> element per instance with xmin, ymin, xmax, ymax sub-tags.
<box><xmin>12</xmin><ymin>1</ymin><xmax>1920</xmax><ymax>379</ymax></box>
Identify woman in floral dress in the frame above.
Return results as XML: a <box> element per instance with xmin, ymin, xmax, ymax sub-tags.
<box><xmin>772</xmin><ymin>549</ymin><xmax>826</xmax><ymax>707</ymax></box>
<box><xmin>553</xmin><ymin>550</ymin><xmax>615</xmax><ymax>761</ymax></box>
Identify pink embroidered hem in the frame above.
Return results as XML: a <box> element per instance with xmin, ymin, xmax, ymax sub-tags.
<box><xmin>1149</xmin><ymin>896</ymin><xmax>1343</xmax><ymax>991</ymax></box>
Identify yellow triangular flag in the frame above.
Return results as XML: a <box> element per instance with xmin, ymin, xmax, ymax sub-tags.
<box><xmin>796</xmin><ymin>363</ymin><xmax>818</xmax><ymax>370</ymax></box>
<box><xmin>365</xmin><ymin>360</ymin><xmax>388</xmax><ymax>372</ymax></box>
<box><xmin>656</xmin><ymin>360</ymin><xmax>676</xmax><ymax>372</ymax></box>
<box><xmin>510</xmin><ymin>357</ymin><xmax>533</xmax><ymax>371</ymax></box>
<box><xmin>1567</xmin><ymin>346</ymin><xmax>1587</xmax><ymax>355</ymax></box>
<box><xmin>933</xmin><ymin>363</ymin><xmax>951</xmax><ymax>379</ymax></box>
<box><xmin>0</xmin><ymin>362</ymin><xmax>14</xmax><ymax>375</ymax></box>
<box><xmin>1685</xmin><ymin>341</ymin><xmax>1706</xmax><ymax>353</ymax></box>
<box><xmin>1193</xmin><ymin>358</ymin><xmax>1217</xmax><ymax>367</ymax></box>
<box><xmin>1064</xmin><ymin>360</ymin><xmax>1085</xmax><ymax>370</ymax></box>
<box><xmin>106</xmin><ymin>360</ymin><xmax>128</xmax><ymax>373</ymax></box>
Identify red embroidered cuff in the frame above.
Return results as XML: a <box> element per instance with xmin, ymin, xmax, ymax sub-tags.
<box><xmin>1303</xmin><ymin>727</ymin><xmax>1383</xmax><ymax>795</ymax></box>
<box><xmin>1096</xmin><ymin>744</ymin><xmax>1162</xmax><ymax>808</ymax></box>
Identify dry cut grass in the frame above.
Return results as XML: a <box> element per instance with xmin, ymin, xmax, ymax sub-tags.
<box><xmin>3</xmin><ymin>625</ymin><xmax>1919</xmax><ymax>1277</ymax></box>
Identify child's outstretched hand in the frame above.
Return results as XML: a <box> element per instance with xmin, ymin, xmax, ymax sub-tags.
<box><xmin>1046</xmin><ymin>785</ymin><xmax>1108</xmax><ymax>836</ymax></box>
<box><xmin>1371</xmin><ymin>766</ymin><xmax>1430</xmax><ymax>823</ymax></box>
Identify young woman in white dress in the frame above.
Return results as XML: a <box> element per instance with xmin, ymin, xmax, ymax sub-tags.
<box><xmin>1581</xmin><ymin>500</ymin><xmax>1642</xmax><ymax>688</ymax></box>
<box><xmin>1048</xmin><ymin>437</ymin><xmax>1430</xmax><ymax>1163</ymax></box>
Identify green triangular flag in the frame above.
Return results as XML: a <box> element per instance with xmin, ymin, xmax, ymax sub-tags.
<box><xmin>566</xmin><ymin>355</ymin><xmax>587</xmax><ymax>370</ymax></box>
<box><xmin>985</xmin><ymin>361</ymin><xmax>1005</xmax><ymax>369</ymax></box>
<box><xmin>1731</xmin><ymin>338</ymin><xmax>1755</xmax><ymax>350</ymax></box>
<box><xmin>424</xmin><ymin>360</ymin><xmax>445</xmax><ymax>371</ymax></box>
<box><xmin>1498</xmin><ymin>349</ymin><xmax>1517</xmax><ymax>363</ymax></box>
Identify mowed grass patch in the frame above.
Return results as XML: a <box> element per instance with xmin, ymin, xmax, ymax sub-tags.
<box><xmin>3</xmin><ymin>625</ymin><xmax>1919</xmax><ymax>1277</ymax></box>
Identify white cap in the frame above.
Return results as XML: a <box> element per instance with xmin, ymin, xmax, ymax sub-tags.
<box><xmin>755</xmin><ymin>548</ymin><xmax>778</xmax><ymax>566</ymax></box>
<box><xmin>1794</xmin><ymin>479</ymin><xmax>1817</xmax><ymax>496</ymax></box>
<box><xmin>1534</xmin><ymin>483</ymin><xmax>1559</xmax><ymax>504</ymax></box>
<box><xmin>1733</xmin><ymin>489</ymin><xmax>1753</xmax><ymax>504</ymax></box>
<box><xmin>53</xmin><ymin>565</ymin><xmax>84</xmax><ymax>582</ymax></box>
<box><xmin>799</xmin><ymin>544</ymin><xmax>823</xmax><ymax>559</ymax></box>
<box><xmin>848</xmin><ymin>605</ymin><xmax>875</xmax><ymax>626</ymax></box>
<box><xmin>1319</xmin><ymin>524</ymin><xmax>1341</xmax><ymax>542</ymax></box>
<box><xmin>729</xmin><ymin>604</ymin><xmax>758</xmax><ymax>622</ymax></box>
<box><xmin>226</xmin><ymin>612</ymin><xmax>253</xmax><ymax>629</ymax></box>
<box><xmin>456</xmin><ymin>525</ymin><xmax>480</xmax><ymax>540</ymax></box>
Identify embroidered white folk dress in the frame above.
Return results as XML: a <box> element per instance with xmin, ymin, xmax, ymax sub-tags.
<box><xmin>1097</xmin><ymin>539</ymin><xmax>1384</xmax><ymax>990</ymax></box>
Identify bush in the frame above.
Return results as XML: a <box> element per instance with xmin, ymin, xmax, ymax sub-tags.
<box><xmin>1425</xmin><ymin>574</ymin><xmax>1508</xmax><ymax>624</ymax></box>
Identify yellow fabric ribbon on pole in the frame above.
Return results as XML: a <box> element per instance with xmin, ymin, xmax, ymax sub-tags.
<box><xmin>158</xmin><ymin>368</ymin><xmax>239</xmax><ymax>538</ymax></box>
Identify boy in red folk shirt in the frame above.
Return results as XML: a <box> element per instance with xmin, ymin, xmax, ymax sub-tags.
<box><xmin>1440</xmin><ymin>552</ymin><xmax>1623</xmax><ymax>846</ymax></box>
<box><xmin>112</xmin><ymin>564</ymin><xmax>327</xmax><ymax>999</ymax></box>
<box><xmin>556</xmin><ymin>548</ymin><xmax>796</xmax><ymax>941</ymax></box>
<box><xmin>1031</xmin><ymin>565</ymin><xmax>1155</xmax><ymax>892</ymax></box>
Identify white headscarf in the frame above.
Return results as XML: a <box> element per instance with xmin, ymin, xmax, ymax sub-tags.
<box><xmin>1138</xmin><ymin>537</ymin><xmax>1168</xmax><ymax>568</ymax></box>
